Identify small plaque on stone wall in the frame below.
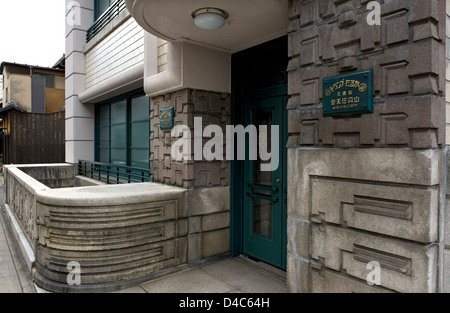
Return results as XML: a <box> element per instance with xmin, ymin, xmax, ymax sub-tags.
<box><xmin>160</xmin><ymin>107</ymin><xmax>175</xmax><ymax>130</ymax></box>
<box><xmin>323</xmin><ymin>69</ymin><xmax>374</xmax><ymax>117</ymax></box>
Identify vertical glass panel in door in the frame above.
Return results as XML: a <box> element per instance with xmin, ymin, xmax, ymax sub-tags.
<box><xmin>253</xmin><ymin>198</ymin><xmax>272</xmax><ymax>238</ymax></box>
<box><xmin>252</xmin><ymin>111</ymin><xmax>272</xmax><ymax>186</ymax></box>
<box><xmin>252</xmin><ymin>111</ymin><xmax>273</xmax><ymax>238</ymax></box>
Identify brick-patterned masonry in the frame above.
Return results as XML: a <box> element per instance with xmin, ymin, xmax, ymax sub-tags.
<box><xmin>150</xmin><ymin>89</ymin><xmax>230</xmax><ymax>189</ymax></box>
<box><xmin>287</xmin><ymin>0</ymin><xmax>448</xmax><ymax>293</ymax></box>
<box><xmin>287</xmin><ymin>0</ymin><xmax>446</xmax><ymax>148</ymax></box>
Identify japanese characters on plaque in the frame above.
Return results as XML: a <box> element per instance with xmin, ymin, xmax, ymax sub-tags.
<box><xmin>323</xmin><ymin>69</ymin><xmax>374</xmax><ymax>117</ymax></box>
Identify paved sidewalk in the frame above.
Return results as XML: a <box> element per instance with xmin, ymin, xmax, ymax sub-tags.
<box><xmin>115</xmin><ymin>256</ymin><xmax>287</xmax><ymax>293</ymax></box>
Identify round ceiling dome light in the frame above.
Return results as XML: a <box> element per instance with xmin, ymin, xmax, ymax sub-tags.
<box><xmin>192</xmin><ymin>8</ymin><xmax>229</xmax><ymax>31</ymax></box>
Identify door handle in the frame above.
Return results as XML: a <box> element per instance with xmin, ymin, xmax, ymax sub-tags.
<box><xmin>246</xmin><ymin>192</ymin><xmax>279</xmax><ymax>203</ymax></box>
<box><xmin>248</xmin><ymin>184</ymin><xmax>278</xmax><ymax>192</ymax></box>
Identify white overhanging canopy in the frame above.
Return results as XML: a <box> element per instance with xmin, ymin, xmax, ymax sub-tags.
<box><xmin>125</xmin><ymin>0</ymin><xmax>289</xmax><ymax>53</ymax></box>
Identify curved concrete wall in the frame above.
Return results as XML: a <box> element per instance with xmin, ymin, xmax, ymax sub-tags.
<box><xmin>4</xmin><ymin>164</ymin><xmax>230</xmax><ymax>292</ymax></box>
<box><xmin>33</xmin><ymin>183</ymin><xmax>188</xmax><ymax>292</ymax></box>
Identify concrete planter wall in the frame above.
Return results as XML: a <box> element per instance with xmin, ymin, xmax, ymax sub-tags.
<box><xmin>3</xmin><ymin>164</ymin><xmax>230</xmax><ymax>292</ymax></box>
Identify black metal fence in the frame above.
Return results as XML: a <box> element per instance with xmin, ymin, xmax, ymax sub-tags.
<box><xmin>86</xmin><ymin>0</ymin><xmax>127</xmax><ymax>42</ymax></box>
<box><xmin>78</xmin><ymin>160</ymin><xmax>151</xmax><ymax>184</ymax></box>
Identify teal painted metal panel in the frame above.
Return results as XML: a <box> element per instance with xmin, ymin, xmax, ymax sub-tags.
<box><xmin>323</xmin><ymin>69</ymin><xmax>374</xmax><ymax>117</ymax></box>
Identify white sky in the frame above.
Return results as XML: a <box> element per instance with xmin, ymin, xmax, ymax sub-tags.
<box><xmin>0</xmin><ymin>0</ymin><xmax>66</xmax><ymax>99</ymax></box>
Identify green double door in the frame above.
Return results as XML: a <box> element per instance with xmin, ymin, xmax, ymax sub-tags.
<box><xmin>242</xmin><ymin>92</ymin><xmax>288</xmax><ymax>270</ymax></box>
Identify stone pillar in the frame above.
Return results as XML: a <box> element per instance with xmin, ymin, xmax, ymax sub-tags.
<box><xmin>150</xmin><ymin>88</ymin><xmax>231</xmax><ymax>262</ymax></box>
<box><xmin>65</xmin><ymin>0</ymin><xmax>95</xmax><ymax>163</ymax></box>
<box><xmin>287</xmin><ymin>0</ymin><xmax>446</xmax><ymax>293</ymax></box>
<box><xmin>150</xmin><ymin>89</ymin><xmax>230</xmax><ymax>189</ymax></box>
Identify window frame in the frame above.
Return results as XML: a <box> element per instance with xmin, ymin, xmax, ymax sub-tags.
<box><xmin>95</xmin><ymin>89</ymin><xmax>150</xmax><ymax>170</ymax></box>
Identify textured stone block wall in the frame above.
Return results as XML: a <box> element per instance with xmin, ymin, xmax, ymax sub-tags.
<box><xmin>288</xmin><ymin>149</ymin><xmax>443</xmax><ymax>293</ymax></box>
<box><xmin>287</xmin><ymin>0</ymin><xmax>446</xmax><ymax>293</ymax></box>
<box><xmin>150</xmin><ymin>89</ymin><xmax>230</xmax><ymax>189</ymax></box>
<box><xmin>287</xmin><ymin>0</ymin><xmax>446</xmax><ymax>149</ymax></box>
<box><xmin>187</xmin><ymin>187</ymin><xmax>230</xmax><ymax>262</ymax></box>
<box><xmin>150</xmin><ymin>88</ymin><xmax>231</xmax><ymax>267</ymax></box>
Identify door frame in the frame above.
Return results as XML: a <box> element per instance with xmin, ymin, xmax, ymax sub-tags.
<box><xmin>230</xmin><ymin>36</ymin><xmax>288</xmax><ymax>269</ymax></box>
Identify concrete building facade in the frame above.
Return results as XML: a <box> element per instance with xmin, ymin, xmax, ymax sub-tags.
<box><xmin>13</xmin><ymin>0</ymin><xmax>444</xmax><ymax>292</ymax></box>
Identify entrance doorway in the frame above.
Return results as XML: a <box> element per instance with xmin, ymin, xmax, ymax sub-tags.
<box><xmin>231</xmin><ymin>37</ymin><xmax>288</xmax><ymax>270</ymax></box>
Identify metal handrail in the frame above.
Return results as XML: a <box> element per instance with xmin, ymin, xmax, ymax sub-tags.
<box><xmin>86</xmin><ymin>0</ymin><xmax>127</xmax><ymax>43</ymax></box>
<box><xmin>78</xmin><ymin>160</ymin><xmax>151</xmax><ymax>184</ymax></box>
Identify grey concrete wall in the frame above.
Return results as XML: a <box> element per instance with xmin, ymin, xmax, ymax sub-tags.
<box><xmin>150</xmin><ymin>88</ymin><xmax>230</xmax><ymax>189</ymax></box>
<box><xmin>4</xmin><ymin>166</ymin><xmax>50</xmax><ymax>247</ymax></box>
<box><xmin>287</xmin><ymin>0</ymin><xmax>447</xmax><ymax>293</ymax></box>
<box><xmin>19</xmin><ymin>164</ymin><xmax>75</xmax><ymax>188</ymax></box>
<box><xmin>444</xmin><ymin>149</ymin><xmax>450</xmax><ymax>293</ymax></box>
<box><xmin>33</xmin><ymin>183</ymin><xmax>189</xmax><ymax>292</ymax></box>
<box><xmin>187</xmin><ymin>187</ymin><xmax>230</xmax><ymax>262</ymax></box>
<box><xmin>288</xmin><ymin>148</ymin><xmax>443</xmax><ymax>293</ymax></box>
<box><xmin>4</xmin><ymin>164</ymin><xmax>75</xmax><ymax>247</ymax></box>
<box><xmin>3</xmin><ymin>165</ymin><xmax>230</xmax><ymax>292</ymax></box>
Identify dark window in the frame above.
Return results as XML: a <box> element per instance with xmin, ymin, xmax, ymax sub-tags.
<box><xmin>95</xmin><ymin>91</ymin><xmax>150</xmax><ymax>169</ymax></box>
<box><xmin>94</xmin><ymin>0</ymin><xmax>114</xmax><ymax>21</ymax></box>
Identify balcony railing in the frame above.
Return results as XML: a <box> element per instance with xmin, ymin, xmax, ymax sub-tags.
<box><xmin>86</xmin><ymin>0</ymin><xmax>127</xmax><ymax>43</ymax></box>
<box><xmin>78</xmin><ymin>160</ymin><xmax>151</xmax><ymax>184</ymax></box>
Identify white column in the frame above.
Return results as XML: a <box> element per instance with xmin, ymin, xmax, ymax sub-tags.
<box><xmin>65</xmin><ymin>0</ymin><xmax>95</xmax><ymax>164</ymax></box>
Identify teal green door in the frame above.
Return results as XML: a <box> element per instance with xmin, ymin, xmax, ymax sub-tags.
<box><xmin>243</xmin><ymin>93</ymin><xmax>288</xmax><ymax>270</ymax></box>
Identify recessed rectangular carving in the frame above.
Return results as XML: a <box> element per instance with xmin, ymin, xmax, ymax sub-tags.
<box><xmin>311</xmin><ymin>224</ymin><xmax>437</xmax><ymax>293</ymax></box>
<box><xmin>354</xmin><ymin>196</ymin><xmax>412</xmax><ymax>221</ymax></box>
<box><xmin>300</xmin><ymin>78</ymin><xmax>319</xmax><ymax>105</ymax></box>
<box><xmin>46</xmin><ymin>200</ymin><xmax>178</xmax><ymax>230</ymax></box>
<box><xmin>299</xmin><ymin>0</ymin><xmax>317</xmax><ymax>27</ymax></box>
<box><xmin>353</xmin><ymin>244</ymin><xmax>412</xmax><ymax>276</ymax></box>
<box><xmin>380</xmin><ymin>62</ymin><xmax>409</xmax><ymax>96</ymax></box>
<box><xmin>301</xmin><ymin>38</ymin><xmax>319</xmax><ymax>66</ymax></box>
<box><xmin>380</xmin><ymin>113</ymin><xmax>409</xmax><ymax>145</ymax></box>
<box><xmin>310</xmin><ymin>177</ymin><xmax>437</xmax><ymax>243</ymax></box>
